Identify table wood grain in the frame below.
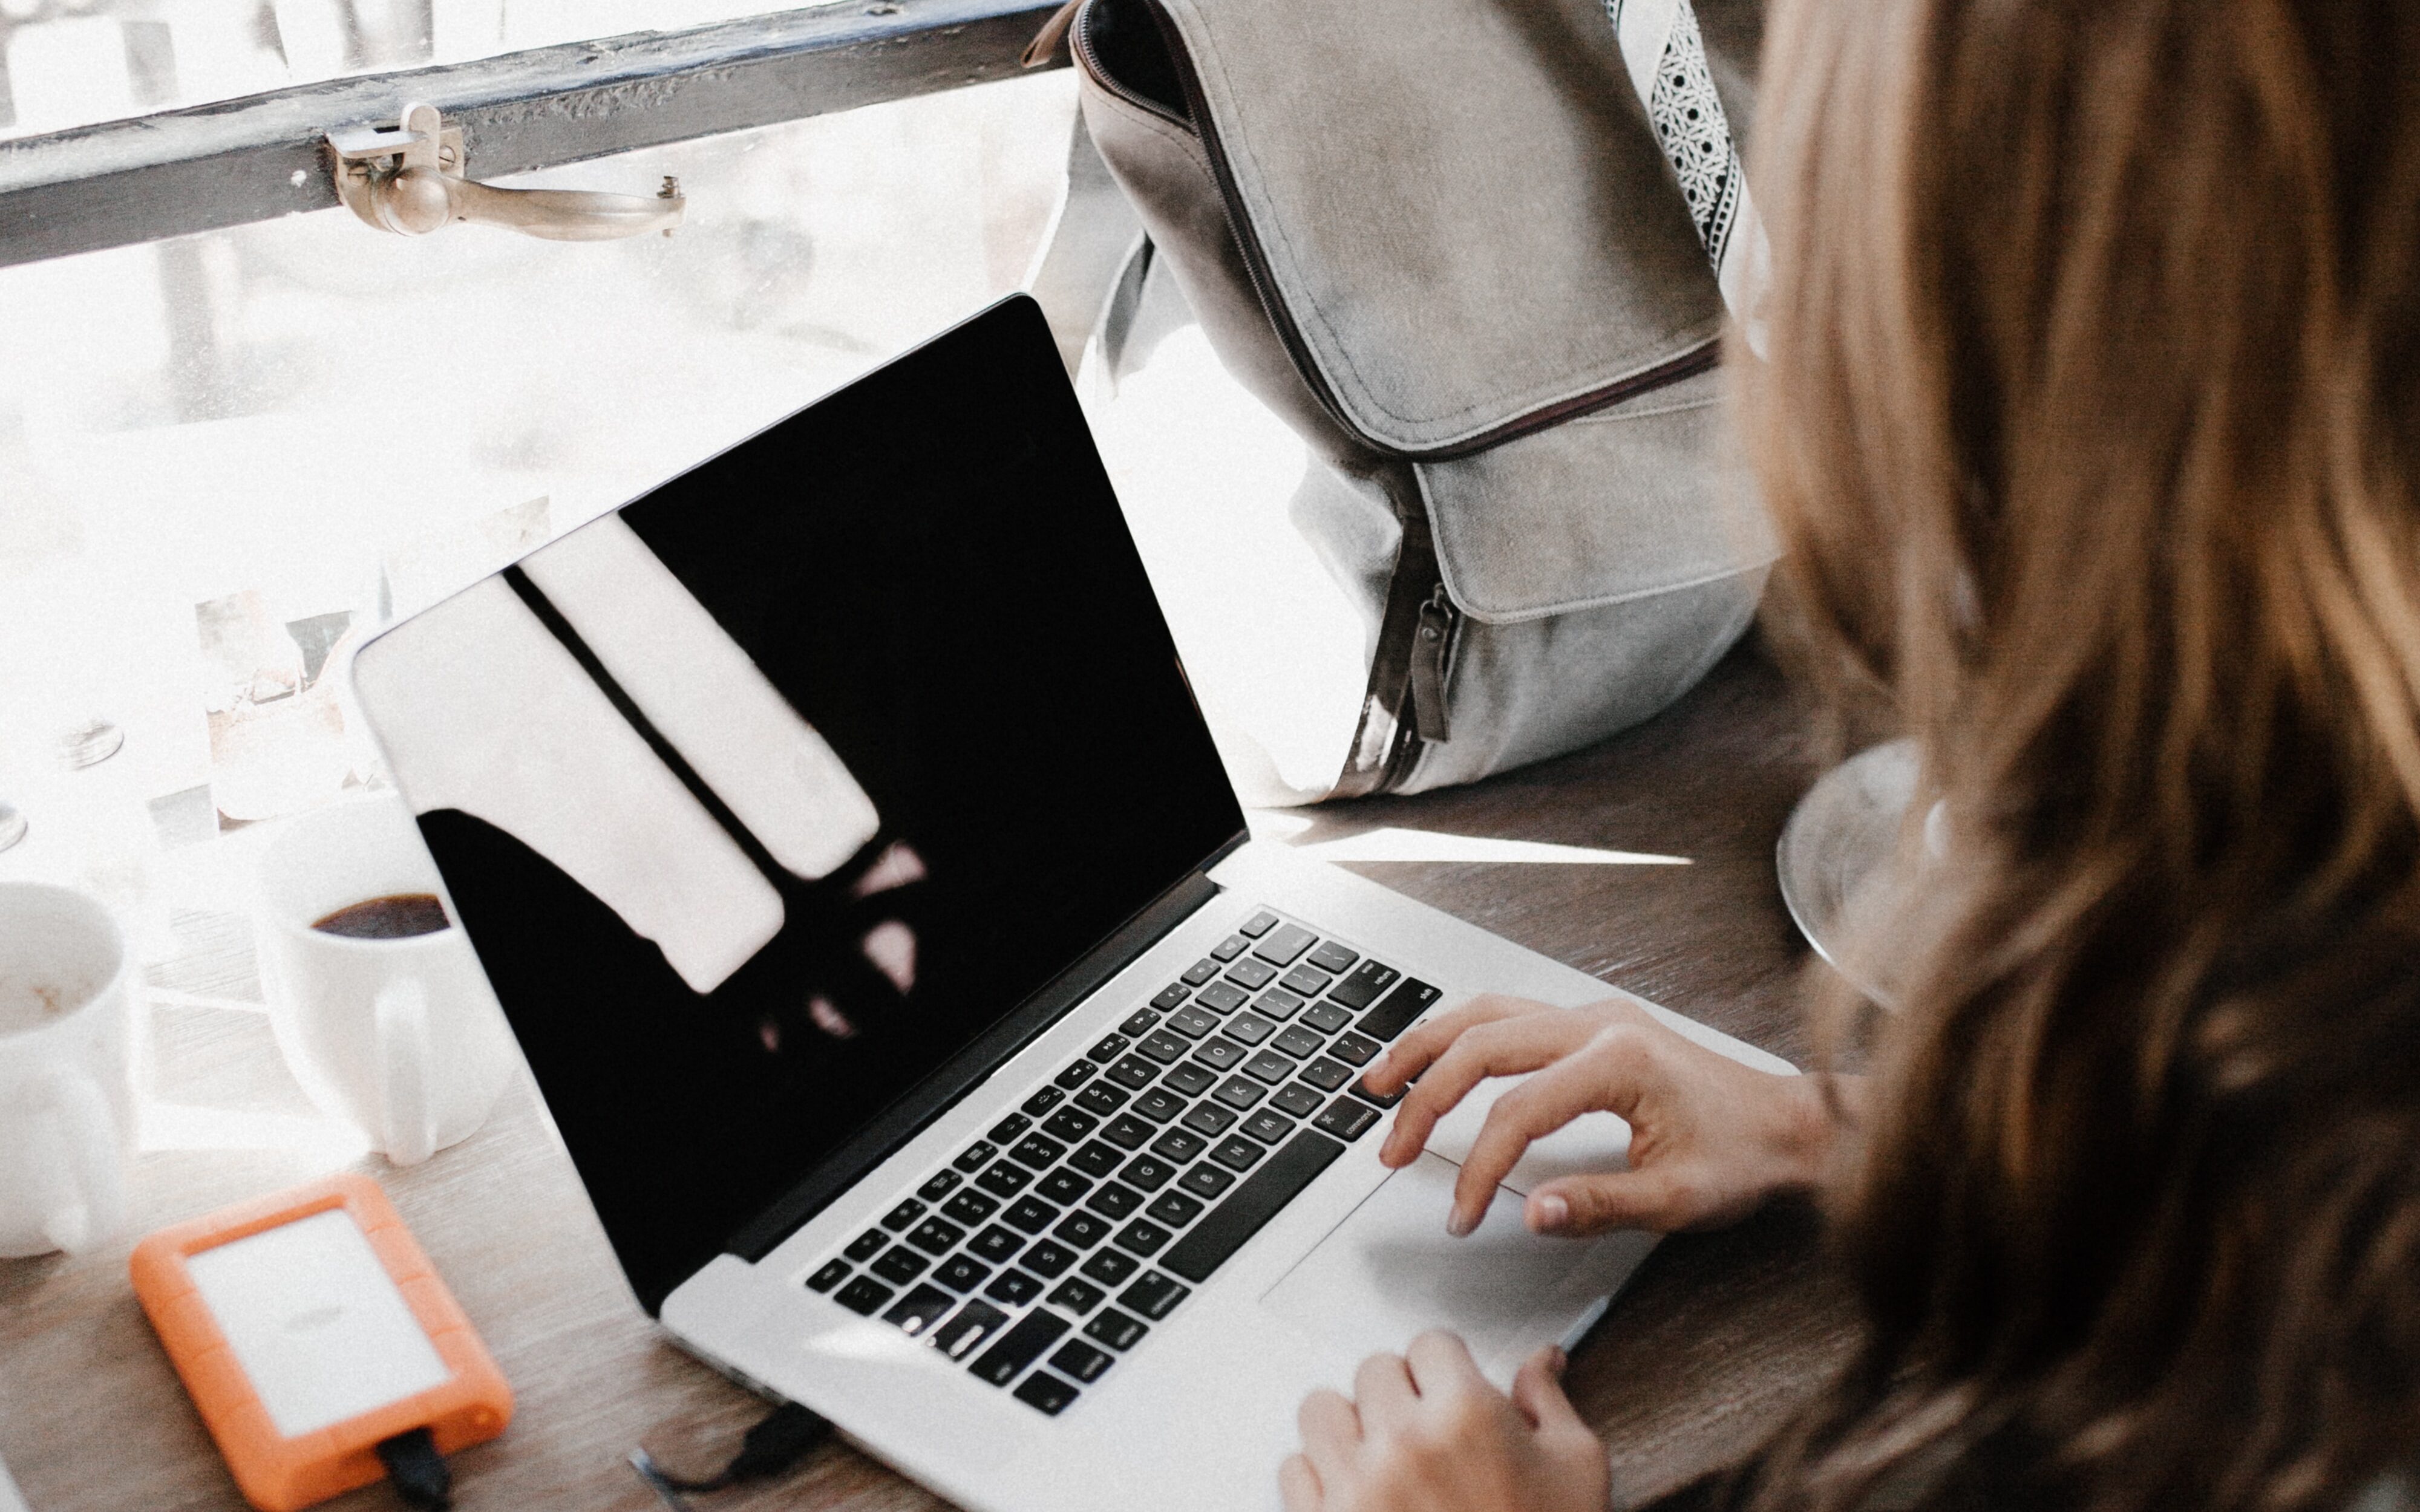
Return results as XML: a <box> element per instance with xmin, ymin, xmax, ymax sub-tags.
<box><xmin>0</xmin><ymin>640</ymin><xmax>1858</xmax><ymax>1512</ymax></box>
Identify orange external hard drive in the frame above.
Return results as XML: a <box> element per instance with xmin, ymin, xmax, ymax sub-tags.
<box><xmin>130</xmin><ymin>1173</ymin><xmax>512</xmax><ymax>1512</ymax></box>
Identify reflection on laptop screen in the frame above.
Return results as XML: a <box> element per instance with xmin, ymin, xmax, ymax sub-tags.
<box><xmin>354</xmin><ymin>300</ymin><xmax>1244</xmax><ymax>1310</ymax></box>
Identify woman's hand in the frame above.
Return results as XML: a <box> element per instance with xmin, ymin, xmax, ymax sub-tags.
<box><xmin>1281</xmin><ymin>1334</ymin><xmax>1609</xmax><ymax>1512</ymax></box>
<box><xmin>1362</xmin><ymin>994</ymin><xmax>1842</xmax><ymax>1238</ymax></box>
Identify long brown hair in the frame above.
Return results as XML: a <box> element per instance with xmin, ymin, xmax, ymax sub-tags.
<box><xmin>1735</xmin><ymin>0</ymin><xmax>2420</xmax><ymax>1507</ymax></box>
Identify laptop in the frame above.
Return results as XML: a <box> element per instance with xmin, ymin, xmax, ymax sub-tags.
<box><xmin>347</xmin><ymin>295</ymin><xmax>1792</xmax><ymax>1512</ymax></box>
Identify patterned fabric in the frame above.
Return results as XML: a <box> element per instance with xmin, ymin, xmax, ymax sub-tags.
<box><xmin>1606</xmin><ymin>0</ymin><xmax>1768</xmax><ymax>351</ymax></box>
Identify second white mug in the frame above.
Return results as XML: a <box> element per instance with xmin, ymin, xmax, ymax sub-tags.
<box><xmin>253</xmin><ymin>799</ymin><xmax>516</xmax><ymax>1165</ymax></box>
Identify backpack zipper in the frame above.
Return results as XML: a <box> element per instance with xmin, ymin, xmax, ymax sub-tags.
<box><xmin>1407</xmin><ymin>582</ymin><xmax>1457</xmax><ymax>745</ymax></box>
<box><xmin>1133</xmin><ymin>0</ymin><xmax>1716</xmax><ymax>462</ymax></box>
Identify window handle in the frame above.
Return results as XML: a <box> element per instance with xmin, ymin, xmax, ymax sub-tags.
<box><xmin>329</xmin><ymin>103</ymin><xmax>685</xmax><ymax>241</ymax></box>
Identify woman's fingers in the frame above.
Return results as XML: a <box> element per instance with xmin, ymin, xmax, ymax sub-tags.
<box><xmin>1362</xmin><ymin>994</ymin><xmax>1543</xmax><ymax>1096</ymax></box>
<box><xmin>1380</xmin><ymin>1011</ymin><xmax>1606</xmax><ymax>1168</ymax></box>
<box><xmin>1508</xmin><ymin>1345</ymin><xmax>1581</xmax><ymax>1432</ymax></box>
<box><xmin>1402</xmin><ymin>1329</ymin><xmax>1488</xmax><ymax>1400</ymax></box>
<box><xmin>1278</xmin><ymin>1453</ymin><xmax>1323</xmax><ymax>1512</ymax></box>
<box><xmin>1353</xmin><ymin>1352</ymin><xmax>1419</xmax><ymax>1423</ymax></box>
<box><xmin>1449</xmin><ymin>1028</ymin><xmax>1660</xmax><ymax>1228</ymax></box>
<box><xmin>1297</xmin><ymin>1387</ymin><xmax>1362</xmax><ymax>1485</ymax></box>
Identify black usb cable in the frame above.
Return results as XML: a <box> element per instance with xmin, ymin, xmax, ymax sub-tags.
<box><xmin>629</xmin><ymin>1402</ymin><xmax>834</xmax><ymax>1510</ymax></box>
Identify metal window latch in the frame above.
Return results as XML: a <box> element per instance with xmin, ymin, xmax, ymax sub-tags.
<box><xmin>327</xmin><ymin>102</ymin><xmax>685</xmax><ymax>241</ymax></box>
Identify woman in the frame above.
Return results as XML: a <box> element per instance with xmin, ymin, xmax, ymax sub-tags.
<box><xmin>1281</xmin><ymin>0</ymin><xmax>2420</xmax><ymax>1508</ymax></box>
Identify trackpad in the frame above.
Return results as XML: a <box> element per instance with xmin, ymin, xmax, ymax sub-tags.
<box><xmin>1260</xmin><ymin>1153</ymin><xmax>1653</xmax><ymax>1384</ymax></box>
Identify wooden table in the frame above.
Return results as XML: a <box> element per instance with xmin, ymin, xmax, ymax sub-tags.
<box><xmin>0</xmin><ymin>641</ymin><xmax>1859</xmax><ymax>1512</ymax></box>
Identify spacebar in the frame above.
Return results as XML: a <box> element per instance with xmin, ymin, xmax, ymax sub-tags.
<box><xmin>1161</xmin><ymin>1129</ymin><xmax>1346</xmax><ymax>1284</ymax></box>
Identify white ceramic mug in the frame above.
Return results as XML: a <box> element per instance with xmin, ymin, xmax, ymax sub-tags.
<box><xmin>0</xmin><ymin>882</ymin><xmax>134</xmax><ymax>1257</ymax></box>
<box><xmin>253</xmin><ymin>800</ymin><xmax>515</xmax><ymax>1166</ymax></box>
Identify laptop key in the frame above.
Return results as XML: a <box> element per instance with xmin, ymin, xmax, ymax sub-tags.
<box><xmin>1181</xmin><ymin>958</ymin><xmax>1221</xmax><ymax>986</ymax></box>
<box><xmin>984</xmin><ymin>1269</ymin><xmax>1044</xmax><ymax>1306</ymax></box>
<box><xmin>1041</xmin><ymin>1107</ymin><xmax>1099</xmax><ymax>1143</ymax></box>
<box><xmin>1280</xmin><ymin>965</ymin><xmax>1333</xmax><ymax>998</ymax></box>
<box><xmin>1162</xmin><ymin>1130</ymin><xmax>1349</xmax><ymax>1284</ymax></box>
<box><xmin>1137</xmin><ymin>1030</ymin><xmax>1189</xmax><ymax>1064</ymax></box>
<box><xmin>1272</xmin><ymin>1026</ymin><xmax>1324</xmax><ymax>1060</ymax></box>
<box><xmin>1244</xmin><ymin>1050</ymin><xmax>1294</xmax><ymax>1084</ymax></box>
<box><xmin>1101</xmin><ymin>1113</ymin><xmax>1154</xmax><ymax>1150</ymax></box>
<box><xmin>835</xmin><ymin>1276</ymin><xmax>895</xmax><ymax>1315</ymax></box>
<box><xmin>1048</xmin><ymin>1276</ymin><xmax>1108</xmax><ymax>1314</ymax></box>
<box><xmin>1119</xmin><ymin>1155</ymin><xmax>1177</xmax><ymax>1191</ymax></box>
<box><xmin>1055</xmin><ymin>1060</ymin><xmax>1099</xmax><ymax>1090</ymax></box>
<box><xmin>976</xmin><ymin>1161</ymin><xmax>1033</xmax><ymax>1198</ymax></box>
<box><xmin>908</xmin><ymin>1217</ymin><xmax>967</xmax><ymax>1254</ymax></box>
<box><xmin>942</xmin><ymin>1190</ymin><xmax>998</xmax><ymax>1225</ymax></box>
<box><xmin>1271</xmin><ymin>1082</ymin><xmax>1327</xmax><ymax>1119</ymax></box>
<box><xmin>1194</xmin><ymin>1037</ymin><xmax>1247</xmax><ymax>1071</ymax></box>
<box><xmin>1051</xmin><ymin>1339</ymin><xmax>1116</xmax><ymax>1383</ymax></box>
<box><xmin>882</xmin><ymin>1198</ymin><xmax>927</xmax><ymax>1230</ymax></box>
<box><xmin>1161</xmin><ymin>1061</ymin><xmax>1217</xmax><ymax>1097</ymax></box>
<box><xmin>1253</xmin><ymin>988</ymin><xmax>1305</xmax><ymax>1022</ymax></box>
<box><xmin>1182</xmin><ymin>1101</ymin><xmax>1238</xmax><ymax>1138</ymax></box>
<box><xmin>1085</xmin><ymin>1182</ymin><xmax>1144</xmax><ymax>1220</ymax></box>
<box><xmin>935</xmin><ymin>1254</ymin><xmax>992</xmax><ymax>1292</ymax></box>
<box><xmin>1225</xmin><ymin>957</ymin><xmax>1278</xmax><ymax>991</ymax></box>
<box><xmin>918</xmin><ymin>1169</ymin><xmax>963</xmax><ymax>1201</ymax></box>
<box><xmin>1021</xmin><ymin>1085</ymin><xmax>1065</xmax><ymax>1118</ymax></box>
<box><xmin>1179</xmin><ymin>1162</ymin><xmax>1237</xmax><ymax>1199</ymax></box>
<box><xmin>1145</xmin><ymin>1190</ymin><xmax>1204</xmax><ymax>1227</ymax></box>
<box><xmin>1013</xmin><ymin>1372</ymin><xmax>1081</xmax><ymax>1417</ymax></box>
<box><xmin>1327</xmin><ymin>960</ymin><xmax>1401</xmax><ymax>1010</ymax></box>
<box><xmin>1081</xmin><ymin>1247</ymin><xmax>1140</xmax><ymax>1286</ymax></box>
<box><xmin>1020</xmin><ymin>1239</ymin><xmax>1078</xmax><ymax>1278</ymax></box>
<box><xmin>1313</xmin><ymin>1098</ymin><xmax>1384</xmax><ymax>1141</ymax></box>
<box><xmin>989</xmin><ymin>1113</ymin><xmax>1032</xmax><ymax>1144</ymax></box>
<box><xmin>845</xmin><ymin>1228</ymin><xmax>889</xmax><ymax>1262</ymax></box>
<box><xmin>1150</xmin><ymin>1127</ymin><xmax>1209</xmax><ymax>1163</ymax></box>
<box><xmin>969</xmin><ymin>1309</ymin><xmax>1073</xmax><ymax>1387</ymax></box>
<box><xmin>1355</xmin><ymin>979</ymin><xmax>1443</xmax><ymax>1041</ymax></box>
<box><xmin>1298</xmin><ymin>1057</ymin><xmax>1353</xmax><ymax>1092</ymax></box>
<box><xmin>1119</xmin><ymin>1271</ymin><xmax>1191</xmax><ymax>1320</ymax></box>
<box><xmin>1075</xmin><ymin>1083</ymin><xmax>1129</xmax><ymax>1116</ymax></box>
<box><xmin>882</xmin><ymin>1283</ymin><xmax>958</xmax><ymax>1338</ymax></box>
<box><xmin>1069</xmin><ymin>1139</ymin><xmax>1125</xmax><ymax>1178</ymax></box>
<box><xmin>1120</xmin><ymin>1008</ymin><xmax>1161</xmax><ymax>1037</ymax></box>
<box><xmin>1003</xmin><ymin>1196</ymin><xmax>1060</xmax><ymax>1234</ymax></box>
<box><xmin>1113</xmin><ymin>1218</ymin><xmax>1172</xmax><ymax>1256</ymax></box>
<box><xmin>1329</xmin><ymin>1032</ymin><xmax>1381</xmax><ymax>1067</ymax></box>
<box><xmin>1084</xmin><ymin>1308</ymin><xmax>1148</xmax><ymax>1351</ymax></box>
<box><xmin>953</xmin><ymin>1142</ymin><xmax>998</xmax><ymax>1173</ymax></box>
<box><xmin>931</xmin><ymin>1299</ymin><xmax>1012</xmax><ymax>1361</ymax></box>
<box><xmin>970</xmin><ymin>1225</ymin><xmax>1025</xmax><ymax>1262</ymax></box>
<box><xmin>1038</xmin><ymin>1169</ymin><xmax>1094</xmax><ymax>1205</ymax></box>
<box><xmin>806</xmin><ymin>1259</ymin><xmax>850</xmax><ymax>1292</ymax></box>
<box><xmin>1088</xmin><ymin>1033</ymin><xmax>1131</xmax><ymax>1063</ymax></box>
<box><xmin>1195</xmin><ymin>980</ymin><xmax>1249</xmax><ymax>1013</ymax></box>
<box><xmin>871</xmin><ymin>1246</ymin><xmax>929</xmax><ymax>1284</ymax></box>
<box><xmin>1151</xmin><ymin>982</ymin><xmax>1192</xmax><ymax>1010</ymax></box>
<box><xmin>1214</xmin><ymin>1075</ymin><xmax>1267</xmax><ymax>1110</ymax></box>
<box><xmin>1225</xmin><ymin>1012</ymin><xmax>1276</xmax><ymax>1046</ymax></box>
<box><xmin>1241</xmin><ymin>1109</ymin><xmax>1295</xmax><ymax>1145</ymax></box>
<box><xmin>1165</xmin><ymin>1006</ymin><xmax>1219</xmax><ymax>1040</ymax></box>
<box><xmin>1349</xmin><ymin>1077</ymin><xmax>1407</xmax><ymax>1109</ymax></box>
<box><xmin>1125</xmin><ymin>1088</ymin><xmax>1180</xmax><ymax>1124</ymax></box>
<box><xmin>1211</xmin><ymin>1135</ymin><xmax>1267</xmax><ymax>1171</ymax></box>
<box><xmin>1053</xmin><ymin>1211</ymin><xmax>1113</xmax><ymax>1248</ymax></box>
<box><xmin>1306</xmin><ymin>940</ymin><xmax>1359</xmax><ymax>974</ymax></box>
<box><xmin>1301</xmin><ymin>1000</ymin><xmax>1353</xmax><ymax>1034</ymax></box>
<box><xmin>1210</xmin><ymin>934</ymin><xmax>1252</xmax><ymax>962</ymax></box>
<box><xmin>1010</xmin><ymin>1134</ymin><xmax>1068</xmax><ymax>1168</ymax></box>
<box><xmin>1238</xmin><ymin>910</ymin><xmax>1280</xmax><ymax>938</ymax></box>
<box><xmin>1106</xmin><ymin>1055</ymin><xmax>1159</xmax><ymax>1091</ymax></box>
<box><xmin>1252</xmin><ymin>924</ymin><xmax>1318</xmax><ymax>966</ymax></box>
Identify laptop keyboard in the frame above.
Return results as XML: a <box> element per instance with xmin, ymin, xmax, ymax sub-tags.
<box><xmin>800</xmin><ymin>908</ymin><xmax>1441</xmax><ymax>1417</ymax></box>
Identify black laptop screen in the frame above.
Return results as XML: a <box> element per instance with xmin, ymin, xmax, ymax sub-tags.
<box><xmin>356</xmin><ymin>300</ymin><xmax>1245</xmax><ymax>1310</ymax></box>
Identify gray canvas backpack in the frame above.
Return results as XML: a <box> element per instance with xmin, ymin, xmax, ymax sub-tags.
<box><xmin>1032</xmin><ymin>0</ymin><xmax>1774</xmax><ymax>799</ymax></box>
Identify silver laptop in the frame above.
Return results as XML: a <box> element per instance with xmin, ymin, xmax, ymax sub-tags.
<box><xmin>348</xmin><ymin>296</ymin><xmax>1790</xmax><ymax>1512</ymax></box>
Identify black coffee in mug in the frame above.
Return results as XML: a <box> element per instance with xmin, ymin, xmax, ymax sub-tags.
<box><xmin>312</xmin><ymin>893</ymin><xmax>451</xmax><ymax>940</ymax></box>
